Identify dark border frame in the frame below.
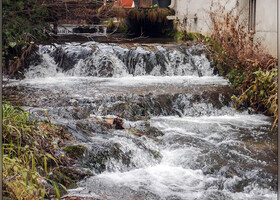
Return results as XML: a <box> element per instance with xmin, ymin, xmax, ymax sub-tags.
<box><xmin>277</xmin><ymin>0</ymin><xmax>280</xmax><ymax>200</ymax></box>
<box><xmin>0</xmin><ymin>1</ymin><xmax>278</xmax><ymax>200</ymax></box>
<box><xmin>1</xmin><ymin>0</ymin><xmax>3</xmax><ymax>199</ymax></box>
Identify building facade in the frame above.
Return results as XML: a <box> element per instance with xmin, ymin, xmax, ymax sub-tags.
<box><xmin>170</xmin><ymin>0</ymin><xmax>277</xmax><ymax>57</ymax></box>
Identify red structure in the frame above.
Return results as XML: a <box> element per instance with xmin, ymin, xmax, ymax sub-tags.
<box><xmin>114</xmin><ymin>0</ymin><xmax>134</xmax><ymax>8</ymax></box>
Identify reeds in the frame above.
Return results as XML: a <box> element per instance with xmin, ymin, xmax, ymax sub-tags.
<box><xmin>3</xmin><ymin>102</ymin><xmax>72</xmax><ymax>199</ymax></box>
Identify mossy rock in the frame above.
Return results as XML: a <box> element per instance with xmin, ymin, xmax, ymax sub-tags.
<box><xmin>76</xmin><ymin>118</ymin><xmax>113</xmax><ymax>136</ymax></box>
<box><xmin>63</xmin><ymin>145</ymin><xmax>87</xmax><ymax>159</ymax></box>
<box><xmin>151</xmin><ymin>150</ymin><xmax>162</xmax><ymax>159</ymax></box>
<box><xmin>146</xmin><ymin>126</ymin><xmax>164</xmax><ymax>137</ymax></box>
<box><xmin>50</xmin><ymin>170</ymin><xmax>78</xmax><ymax>188</ymax></box>
<box><xmin>83</xmin><ymin>143</ymin><xmax>131</xmax><ymax>173</ymax></box>
<box><xmin>59</xmin><ymin>167</ymin><xmax>94</xmax><ymax>181</ymax></box>
<box><xmin>72</xmin><ymin>107</ymin><xmax>90</xmax><ymax>120</ymax></box>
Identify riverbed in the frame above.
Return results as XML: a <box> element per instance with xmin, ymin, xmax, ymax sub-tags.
<box><xmin>4</xmin><ymin>41</ymin><xmax>277</xmax><ymax>200</ymax></box>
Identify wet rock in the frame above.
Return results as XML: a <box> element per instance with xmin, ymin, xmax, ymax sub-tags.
<box><xmin>113</xmin><ymin>118</ymin><xmax>124</xmax><ymax>129</ymax></box>
<box><xmin>46</xmin><ymin>167</ymin><xmax>91</xmax><ymax>199</ymax></box>
<box><xmin>63</xmin><ymin>145</ymin><xmax>87</xmax><ymax>160</ymax></box>
<box><xmin>217</xmin><ymin>166</ymin><xmax>240</xmax><ymax>178</ymax></box>
<box><xmin>72</xmin><ymin>107</ymin><xmax>90</xmax><ymax>120</ymax></box>
<box><xmin>189</xmin><ymin>46</ymin><xmax>206</xmax><ymax>56</ymax></box>
<box><xmin>131</xmin><ymin>138</ymin><xmax>162</xmax><ymax>159</ymax></box>
<box><xmin>49</xmin><ymin>169</ymin><xmax>78</xmax><ymax>190</ymax></box>
<box><xmin>24</xmin><ymin>45</ymin><xmax>43</xmax><ymax>69</ymax></box>
<box><xmin>166</xmin><ymin>195</ymin><xmax>183</xmax><ymax>200</ymax></box>
<box><xmin>145</xmin><ymin>126</ymin><xmax>164</xmax><ymax>137</ymax></box>
<box><xmin>51</xmin><ymin>45</ymin><xmax>93</xmax><ymax>72</ymax></box>
<box><xmin>83</xmin><ymin>143</ymin><xmax>132</xmax><ymax>173</ymax></box>
<box><xmin>128</xmin><ymin>121</ymin><xmax>164</xmax><ymax>138</ymax></box>
<box><xmin>202</xmin><ymin>191</ymin><xmax>230</xmax><ymax>200</ymax></box>
<box><xmin>73</xmin><ymin>26</ymin><xmax>97</xmax><ymax>34</ymax></box>
<box><xmin>59</xmin><ymin>167</ymin><xmax>94</xmax><ymax>182</ymax></box>
<box><xmin>106</xmin><ymin>102</ymin><xmax>132</xmax><ymax>119</ymax></box>
<box><xmin>75</xmin><ymin>121</ymin><xmax>95</xmax><ymax>136</ymax></box>
<box><xmin>76</xmin><ymin>119</ymin><xmax>112</xmax><ymax>136</ymax></box>
<box><xmin>63</xmin><ymin>197</ymin><xmax>101</xmax><ymax>200</ymax></box>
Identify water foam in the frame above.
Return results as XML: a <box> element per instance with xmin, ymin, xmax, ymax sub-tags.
<box><xmin>23</xmin><ymin>42</ymin><xmax>220</xmax><ymax>79</ymax></box>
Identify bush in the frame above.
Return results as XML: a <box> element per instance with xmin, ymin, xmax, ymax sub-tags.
<box><xmin>207</xmin><ymin>0</ymin><xmax>278</xmax><ymax>128</ymax></box>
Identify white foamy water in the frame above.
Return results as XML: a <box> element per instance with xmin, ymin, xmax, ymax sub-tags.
<box><xmin>66</xmin><ymin>113</ymin><xmax>276</xmax><ymax>200</ymax></box>
<box><xmin>15</xmin><ymin>75</ymin><xmax>228</xmax><ymax>89</ymax></box>
<box><xmin>22</xmin><ymin>42</ymin><xmax>219</xmax><ymax>79</ymax></box>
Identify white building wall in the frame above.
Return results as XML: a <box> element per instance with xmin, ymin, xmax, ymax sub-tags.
<box><xmin>173</xmin><ymin>0</ymin><xmax>239</xmax><ymax>35</ymax></box>
<box><xmin>254</xmin><ymin>0</ymin><xmax>277</xmax><ymax>57</ymax></box>
<box><xmin>173</xmin><ymin>0</ymin><xmax>212</xmax><ymax>35</ymax></box>
<box><xmin>173</xmin><ymin>0</ymin><xmax>277</xmax><ymax>57</ymax></box>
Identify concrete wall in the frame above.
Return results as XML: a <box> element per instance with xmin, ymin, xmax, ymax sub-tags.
<box><xmin>173</xmin><ymin>0</ymin><xmax>277</xmax><ymax>57</ymax></box>
<box><xmin>173</xmin><ymin>0</ymin><xmax>212</xmax><ymax>34</ymax></box>
<box><xmin>255</xmin><ymin>0</ymin><xmax>277</xmax><ymax>57</ymax></box>
<box><xmin>173</xmin><ymin>0</ymin><xmax>238</xmax><ymax>35</ymax></box>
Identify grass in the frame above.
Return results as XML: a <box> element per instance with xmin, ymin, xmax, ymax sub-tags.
<box><xmin>3</xmin><ymin>101</ymin><xmax>72</xmax><ymax>199</ymax></box>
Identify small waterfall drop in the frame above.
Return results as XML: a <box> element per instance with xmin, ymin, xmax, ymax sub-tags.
<box><xmin>24</xmin><ymin>42</ymin><xmax>217</xmax><ymax>78</ymax></box>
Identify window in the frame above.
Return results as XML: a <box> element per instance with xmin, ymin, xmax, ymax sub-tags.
<box><xmin>249</xmin><ymin>0</ymin><xmax>256</xmax><ymax>32</ymax></box>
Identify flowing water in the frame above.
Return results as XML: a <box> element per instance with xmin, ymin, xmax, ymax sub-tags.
<box><xmin>4</xmin><ymin>42</ymin><xmax>277</xmax><ymax>200</ymax></box>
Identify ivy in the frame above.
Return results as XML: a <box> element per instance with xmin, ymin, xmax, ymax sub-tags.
<box><xmin>3</xmin><ymin>0</ymin><xmax>50</xmax><ymax>49</ymax></box>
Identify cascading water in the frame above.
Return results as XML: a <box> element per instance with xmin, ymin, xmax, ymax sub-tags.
<box><xmin>5</xmin><ymin>42</ymin><xmax>277</xmax><ymax>200</ymax></box>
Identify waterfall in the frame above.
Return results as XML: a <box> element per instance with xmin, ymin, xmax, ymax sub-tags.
<box><xmin>24</xmin><ymin>42</ymin><xmax>217</xmax><ymax>78</ymax></box>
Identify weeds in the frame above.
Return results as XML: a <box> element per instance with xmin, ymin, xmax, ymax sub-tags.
<box><xmin>171</xmin><ymin>30</ymin><xmax>204</xmax><ymax>42</ymax></box>
<box><xmin>110</xmin><ymin>7</ymin><xmax>172</xmax><ymax>24</ymax></box>
<box><xmin>207</xmin><ymin>0</ymin><xmax>278</xmax><ymax>128</ymax></box>
<box><xmin>3</xmin><ymin>102</ymin><xmax>73</xmax><ymax>199</ymax></box>
<box><xmin>106</xmin><ymin>19</ymin><xmax>115</xmax><ymax>29</ymax></box>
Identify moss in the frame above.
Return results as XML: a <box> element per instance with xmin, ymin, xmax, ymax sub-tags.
<box><xmin>63</xmin><ymin>145</ymin><xmax>87</xmax><ymax>159</ymax></box>
<box><xmin>59</xmin><ymin>167</ymin><xmax>94</xmax><ymax>181</ymax></box>
<box><xmin>50</xmin><ymin>170</ymin><xmax>78</xmax><ymax>189</ymax></box>
<box><xmin>170</xmin><ymin>31</ymin><xmax>205</xmax><ymax>42</ymax></box>
<box><xmin>151</xmin><ymin>150</ymin><xmax>161</xmax><ymax>159</ymax></box>
<box><xmin>119</xmin><ymin>20</ymin><xmax>128</xmax><ymax>33</ymax></box>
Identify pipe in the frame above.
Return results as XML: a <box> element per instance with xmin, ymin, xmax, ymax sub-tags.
<box><xmin>169</xmin><ymin>0</ymin><xmax>175</xmax><ymax>9</ymax></box>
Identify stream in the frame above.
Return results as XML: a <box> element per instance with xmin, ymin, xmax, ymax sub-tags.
<box><xmin>4</xmin><ymin>41</ymin><xmax>277</xmax><ymax>200</ymax></box>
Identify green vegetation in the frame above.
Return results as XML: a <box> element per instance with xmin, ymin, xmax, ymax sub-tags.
<box><xmin>3</xmin><ymin>0</ymin><xmax>50</xmax><ymax>78</ymax></box>
<box><xmin>169</xmin><ymin>30</ymin><xmax>204</xmax><ymax>42</ymax></box>
<box><xmin>119</xmin><ymin>20</ymin><xmax>129</xmax><ymax>33</ymax></box>
<box><xmin>105</xmin><ymin>18</ymin><xmax>129</xmax><ymax>34</ymax></box>
<box><xmin>63</xmin><ymin>145</ymin><xmax>87</xmax><ymax>159</ymax></box>
<box><xmin>151</xmin><ymin>4</ymin><xmax>159</xmax><ymax>8</ymax></box>
<box><xmin>3</xmin><ymin>0</ymin><xmax>49</xmax><ymax>48</ymax></box>
<box><xmin>106</xmin><ymin>19</ymin><xmax>115</xmax><ymax>29</ymax></box>
<box><xmin>110</xmin><ymin>7</ymin><xmax>173</xmax><ymax>24</ymax></box>
<box><xmin>3</xmin><ymin>102</ymin><xmax>73</xmax><ymax>199</ymax></box>
<box><xmin>207</xmin><ymin>1</ymin><xmax>278</xmax><ymax>128</ymax></box>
